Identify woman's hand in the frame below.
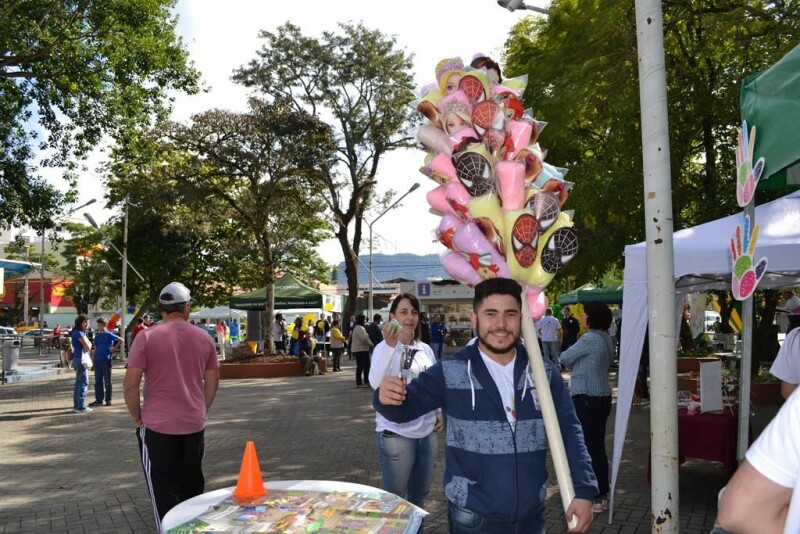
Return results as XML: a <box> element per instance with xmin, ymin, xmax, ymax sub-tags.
<box><xmin>382</xmin><ymin>319</ymin><xmax>401</xmax><ymax>348</ymax></box>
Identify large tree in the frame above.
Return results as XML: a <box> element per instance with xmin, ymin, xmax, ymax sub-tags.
<box><xmin>233</xmin><ymin>22</ymin><xmax>416</xmax><ymax>331</ymax></box>
<box><xmin>164</xmin><ymin>98</ymin><xmax>336</xmax><ymax>348</ymax></box>
<box><xmin>504</xmin><ymin>0</ymin><xmax>799</xmax><ymax>284</ymax></box>
<box><xmin>0</xmin><ymin>0</ymin><xmax>199</xmax><ymax>229</ymax></box>
<box><xmin>102</xmin><ymin>132</ymin><xmax>265</xmax><ymax>321</ymax></box>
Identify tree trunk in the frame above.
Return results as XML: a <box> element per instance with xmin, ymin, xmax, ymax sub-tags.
<box><xmin>338</xmin><ymin>228</ymin><xmax>359</xmax><ymax>336</ymax></box>
<box><xmin>263</xmin><ymin>279</ymin><xmax>275</xmax><ymax>353</ymax></box>
<box><xmin>259</xmin><ymin>238</ymin><xmax>276</xmax><ymax>353</ymax></box>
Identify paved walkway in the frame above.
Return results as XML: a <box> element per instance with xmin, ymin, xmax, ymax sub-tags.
<box><xmin>0</xmin><ymin>348</ymin><xmax>778</xmax><ymax>533</ymax></box>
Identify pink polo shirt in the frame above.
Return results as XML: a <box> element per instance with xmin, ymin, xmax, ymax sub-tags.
<box><xmin>127</xmin><ymin>321</ymin><xmax>219</xmax><ymax>435</ymax></box>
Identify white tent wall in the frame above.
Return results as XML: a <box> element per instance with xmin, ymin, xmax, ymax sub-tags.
<box><xmin>611</xmin><ymin>190</ymin><xmax>800</xmax><ymax>517</ymax></box>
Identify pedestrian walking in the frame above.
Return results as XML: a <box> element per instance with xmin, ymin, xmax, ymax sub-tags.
<box><xmin>351</xmin><ymin>314</ymin><xmax>373</xmax><ymax>388</ymax></box>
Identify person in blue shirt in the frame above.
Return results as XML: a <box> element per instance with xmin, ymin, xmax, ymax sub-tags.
<box><xmin>89</xmin><ymin>317</ymin><xmax>122</xmax><ymax>407</ymax></box>
<box><xmin>429</xmin><ymin>314</ymin><xmax>449</xmax><ymax>360</ymax></box>
<box><xmin>229</xmin><ymin>319</ymin><xmax>240</xmax><ymax>345</ymax></box>
<box><xmin>70</xmin><ymin>314</ymin><xmax>93</xmax><ymax>413</ymax></box>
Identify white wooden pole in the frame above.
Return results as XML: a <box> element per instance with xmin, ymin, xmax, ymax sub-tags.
<box><xmin>634</xmin><ymin>0</ymin><xmax>680</xmax><ymax>531</ymax></box>
<box><xmin>520</xmin><ymin>296</ymin><xmax>577</xmax><ymax>530</ymax></box>
<box><xmin>738</xmin><ymin>202</ymin><xmax>755</xmax><ymax>459</ymax></box>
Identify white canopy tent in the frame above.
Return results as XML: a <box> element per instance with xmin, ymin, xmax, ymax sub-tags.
<box><xmin>612</xmin><ymin>189</ymin><xmax>800</xmax><ymax>512</ymax></box>
<box><xmin>189</xmin><ymin>306</ymin><xmax>246</xmax><ymax>321</ymax></box>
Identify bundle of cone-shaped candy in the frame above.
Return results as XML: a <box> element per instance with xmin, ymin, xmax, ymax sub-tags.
<box><xmin>414</xmin><ymin>54</ymin><xmax>578</xmax><ymax>319</ymax></box>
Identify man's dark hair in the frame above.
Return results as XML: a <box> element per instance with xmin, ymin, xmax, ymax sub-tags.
<box><xmin>584</xmin><ymin>302</ymin><xmax>613</xmax><ymax>331</ymax></box>
<box><xmin>473</xmin><ymin>278</ymin><xmax>522</xmax><ymax>310</ymax></box>
<box><xmin>372</xmin><ymin>313</ymin><xmax>382</xmax><ymax>322</ymax></box>
<box><xmin>136</xmin><ymin>317</ymin><xmax>144</xmax><ymax>325</ymax></box>
<box><xmin>159</xmin><ymin>302</ymin><xmax>186</xmax><ymax>314</ymax></box>
<box><xmin>356</xmin><ymin>314</ymin><xmax>367</xmax><ymax>326</ymax></box>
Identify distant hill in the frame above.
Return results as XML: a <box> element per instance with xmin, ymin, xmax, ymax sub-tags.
<box><xmin>334</xmin><ymin>253</ymin><xmax>448</xmax><ymax>284</ymax></box>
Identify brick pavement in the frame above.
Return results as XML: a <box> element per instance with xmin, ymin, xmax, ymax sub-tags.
<box><xmin>0</xmin><ymin>350</ymin><xmax>767</xmax><ymax>533</ymax></box>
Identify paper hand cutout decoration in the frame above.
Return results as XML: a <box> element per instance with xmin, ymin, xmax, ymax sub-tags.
<box><xmin>730</xmin><ymin>214</ymin><xmax>767</xmax><ymax>300</ymax></box>
<box><xmin>736</xmin><ymin>121</ymin><xmax>765</xmax><ymax>207</ymax></box>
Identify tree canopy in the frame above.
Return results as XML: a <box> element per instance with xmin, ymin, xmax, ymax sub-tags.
<box><xmin>504</xmin><ymin>0</ymin><xmax>799</xmax><ymax>285</ymax></box>
<box><xmin>0</xmin><ymin>0</ymin><xmax>199</xmax><ymax>229</ymax></box>
<box><xmin>103</xmin><ymin>97</ymin><xmax>336</xmax><ymax>341</ymax></box>
<box><xmin>233</xmin><ymin>22</ymin><xmax>417</xmax><ymax>329</ymax></box>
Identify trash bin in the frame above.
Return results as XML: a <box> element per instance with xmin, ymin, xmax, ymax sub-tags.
<box><xmin>2</xmin><ymin>338</ymin><xmax>20</xmax><ymax>371</ymax></box>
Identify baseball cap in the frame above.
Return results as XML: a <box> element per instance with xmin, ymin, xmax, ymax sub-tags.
<box><xmin>159</xmin><ymin>282</ymin><xmax>191</xmax><ymax>305</ymax></box>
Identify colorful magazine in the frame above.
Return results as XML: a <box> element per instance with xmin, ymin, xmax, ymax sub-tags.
<box><xmin>167</xmin><ymin>489</ymin><xmax>423</xmax><ymax>533</ymax></box>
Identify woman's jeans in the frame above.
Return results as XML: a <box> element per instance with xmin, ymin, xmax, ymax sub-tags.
<box><xmin>572</xmin><ymin>394</ymin><xmax>612</xmax><ymax>496</ymax></box>
<box><xmin>374</xmin><ymin>430</ymin><xmax>437</xmax><ymax>509</ymax></box>
<box><xmin>73</xmin><ymin>365</ymin><xmax>89</xmax><ymax>410</ymax></box>
<box><xmin>353</xmin><ymin>351</ymin><xmax>370</xmax><ymax>386</ymax></box>
<box><xmin>448</xmin><ymin>503</ymin><xmax>545</xmax><ymax>534</ymax></box>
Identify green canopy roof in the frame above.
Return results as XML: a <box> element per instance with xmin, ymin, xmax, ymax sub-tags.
<box><xmin>741</xmin><ymin>43</ymin><xmax>800</xmax><ymax>190</ymax></box>
<box><xmin>557</xmin><ymin>283</ymin><xmax>623</xmax><ymax>306</ymax></box>
<box><xmin>230</xmin><ymin>273</ymin><xmax>324</xmax><ymax>310</ymax></box>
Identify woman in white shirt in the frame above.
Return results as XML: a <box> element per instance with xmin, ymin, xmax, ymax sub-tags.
<box><xmin>370</xmin><ymin>293</ymin><xmax>444</xmax><ymax>510</ymax></box>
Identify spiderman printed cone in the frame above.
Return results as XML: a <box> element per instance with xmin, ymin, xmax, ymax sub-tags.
<box><xmin>416</xmin><ymin>55</ymin><xmax>581</xmax><ymax>528</ymax></box>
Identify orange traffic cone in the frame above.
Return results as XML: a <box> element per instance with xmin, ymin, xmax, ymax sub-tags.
<box><xmin>232</xmin><ymin>441</ymin><xmax>267</xmax><ymax>500</ymax></box>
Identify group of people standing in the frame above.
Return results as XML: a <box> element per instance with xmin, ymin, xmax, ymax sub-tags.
<box><xmin>70</xmin><ymin>315</ymin><xmax>123</xmax><ymax>412</ymax></box>
<box><xmin>273</xmin><ymin>310</ymin><xmax>452</xmax><ymax>390</ymax></box>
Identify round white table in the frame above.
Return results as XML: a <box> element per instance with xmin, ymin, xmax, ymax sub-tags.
<box><xmin>160</xmin><ymin>479</ymin><xmax>427</xmax><ymax>533</ymax></box>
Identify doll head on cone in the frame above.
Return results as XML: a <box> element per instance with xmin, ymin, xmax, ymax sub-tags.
<box><xmin>436</xmin><ymin>57</ymin><xmax>465</xmax><ymax>95</ymax></box>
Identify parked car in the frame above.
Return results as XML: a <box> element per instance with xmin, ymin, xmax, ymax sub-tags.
<box><xmin>15</xmin><ymin>321</ymin><xmax>43</xmax><ymax>334</ymax></box>
<box><xmin>0</xmin><ymin>326</ymin><xmax>18</xmax><ymax>339</ymax></box>
<box><xmin>21</xmin><ymin>328</ymin><xmax>54</xmax><ymax>347</ymax></box>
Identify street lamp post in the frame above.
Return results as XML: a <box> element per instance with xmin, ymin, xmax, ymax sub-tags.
<box><xmin>367</xmin><ymin>183</ymin><xmax>420</xmax><ymax>319</ymax></box>
<box><xmin>38</xmin><ymin>198</ymin><xmax>97</xmax><ymax>355</ymax></box>
<box><xmin>497</xmin><ymin>0</ymin><xmax>550</xmax><ymax>14</ymax></box>
<box><xmin>84</xmin><ymin>204</ymin><xmax>143</xmax><ymax>361</ymax></box>
<box><xmin>82</xmin><ymin>213</ymin><xmax>145</xmax><ymax>282</ymax></box>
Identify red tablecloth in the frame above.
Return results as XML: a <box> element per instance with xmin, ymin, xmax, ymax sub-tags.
<box><xmin>648</xmin><ymin>407</ymin><xmax>739</xmax><ymax>480</ymax></box>
<box><xmin>677</xmin><ymin>407</ymin><xmax>739</xmax><ymax>475</ymax></box>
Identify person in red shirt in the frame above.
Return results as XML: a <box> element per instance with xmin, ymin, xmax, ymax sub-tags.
<box><xmin>132</xmin><ymin>315</ymin><xmax>153</xmax><ymax>339</ymax></box>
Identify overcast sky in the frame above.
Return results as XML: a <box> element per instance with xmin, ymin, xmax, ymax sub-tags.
<box><xmin>76</xmin><ymin>0</ymin><xmax>548</xmax><ymax>264</ymax></box>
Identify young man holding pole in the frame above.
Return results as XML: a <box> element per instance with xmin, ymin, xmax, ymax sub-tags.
<box><xmin>374</xmin><ymin>278</ymin><xmax>596</xmax><ymax>533</ymax></box>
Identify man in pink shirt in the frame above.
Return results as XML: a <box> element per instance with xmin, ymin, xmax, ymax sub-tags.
<box><xmin>123</xmin><ymin>282</ymin><xmax>220</xmax><ymax>531</ymax></box>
